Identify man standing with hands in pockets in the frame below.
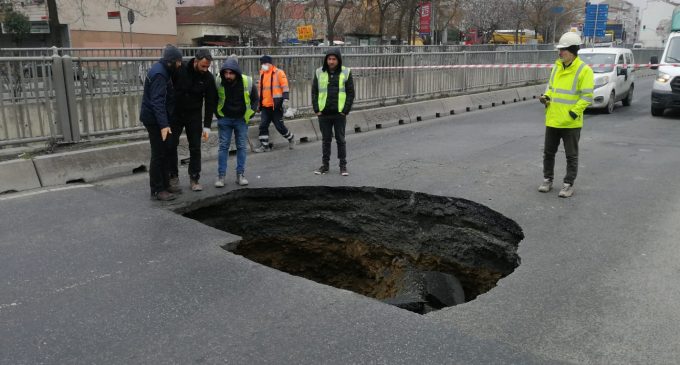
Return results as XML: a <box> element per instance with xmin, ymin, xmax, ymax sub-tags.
<box><xmin>311</xmin><ymin>48</ymin><xmax>355</xmax><ymax>176</ymax></box>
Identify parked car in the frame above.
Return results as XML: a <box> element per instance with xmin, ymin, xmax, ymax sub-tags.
<box><xmin>578</xmin><ymin>47</ymin><xmax>635</xmax><ymax>114</ymax></box>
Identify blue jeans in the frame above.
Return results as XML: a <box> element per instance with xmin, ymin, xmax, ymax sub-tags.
<box><xmin>217</xmin><ymin>117</ymin><xmax>248</xmax><ymax>177</ymax></box>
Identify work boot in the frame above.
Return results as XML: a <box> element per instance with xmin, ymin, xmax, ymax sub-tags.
<box><xmin>314</xmin><ymin>165</ymin><xmax>329</xmax><ymax>175</ymax></box>
<box><xmin>190</xmin><ymin>179</ymin><xmax>203</xmax><ymax>192</ymax></box>
<box><xmin>214</xmin><ymin>176</ymin><xmax>225</xmax><ymax>188</ymax></box>
<box><xmin>167</xmin><ymin>176</ymin><xmax>182</xmax><ymax>194</ymax></box>
<box><xmin>253</xmin><ymin>144</ymin><xmax>271</xmax><ymax>153</ymax></box>
<box><xmin>558</xmin><ymin>183</ymin><xmax>574</xmax><ymax>198</ymax></box>
<box><xmin>288</xmin><ymin>134</ymin><xmax>296</xmax><ymax>149</ymax></box>
<box><xmin>236</xmin><ymin>174</ymin><xmax>249</xmax><ymax>186</ymax></box>
<box><xmin>151</xmin><ymin>191</ymin><xmax>176</xmax><ymax>201</ymax></box>
<box><xmin>340</xmin><ymin>166</ymin><xmax>349</xmax><ymax>176</ymax></box>
<box><xmin>538</xmin><ymin>178</ymin><xmax>553</xmax><ymax>193</ymax></box>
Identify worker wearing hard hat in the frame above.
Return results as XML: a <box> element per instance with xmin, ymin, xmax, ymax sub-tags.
<box><xmin>538</xmin><ymin>32</ymin><xmax>594</xmax><ymax>198</ymax></box>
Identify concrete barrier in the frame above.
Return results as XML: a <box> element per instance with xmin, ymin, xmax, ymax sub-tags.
<box><xmin>440</xmin><ymin>95</ymin><xmax>473</xmax><ymax>115</ymax></box>
<box><xmin>350</xmin><ymin>105</ymin><xmax>412</xmax><ymax>131</ymax></box>
<box><xmin>489</xmin><ymin>89</ymin><xmax>521</xmax><ymax>106</ymax></box>
<box><xmin>469</xmin><ymin>92</ymin><xmax>497</xmax><ymax>110</ymax></box>
<box><xmin>0</xmin><ymin>159</ymin><xmax>41</xmax><ymax>193</ymax></box>
<box><xmin>33</xmin><ymin>141</ymin><xmax>149</xmax><ymax>186</ymax></box>
<box><xmin>516</xmin><ymin>86</ymin><xmax>541</xmax><ymax>102</ymax></box>
<box><xmin>405</xmin><ymin>100</ymin><xmax>446</xmax><ymax>121</ymax></box>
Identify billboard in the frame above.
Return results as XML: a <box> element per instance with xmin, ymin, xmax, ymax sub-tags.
<box><xmin>297</xmin><ymin>25</ymin><xmax>314</xmax><ymax>41</ymax></box>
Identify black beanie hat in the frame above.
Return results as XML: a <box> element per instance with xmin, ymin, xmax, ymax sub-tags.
<box><xmin>260</xmin><ymin>55</ymin><xmax>272</xmax><ymax>64</ymax></box>
<box><xmin>565</xmin><ymin>45</ymin><xmax>580</xmax><ymax>56</ymax></box>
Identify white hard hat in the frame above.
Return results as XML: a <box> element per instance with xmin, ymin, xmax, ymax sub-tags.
<box><xmin>555</xmin><ymin>32</ymin><xmax>582</xmax><ymax>49</ymax></box>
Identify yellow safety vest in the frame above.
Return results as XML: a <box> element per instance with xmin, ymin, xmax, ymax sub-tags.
<box><xmin>316</xmin><ymin>66</ymin><xmax>350</xmax><ymax>112</ymax></box>
<box><xmin>543</xmin><ymin>57</ymin><xmax>594</xmax><ymax>128</ymax></box>
<box><xmin>216</xmin><ymin>74</ymin><xmax>255</xmax><ymax>124</ymax></box>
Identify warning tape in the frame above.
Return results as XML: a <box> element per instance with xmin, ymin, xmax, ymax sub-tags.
<box><xmin>352</xmin><ymin>63</ymin><xmax>677</xmax><ymax>70</ymax></box>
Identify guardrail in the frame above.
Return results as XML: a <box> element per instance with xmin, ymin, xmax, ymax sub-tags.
<box><xmin>0</xmin><ymin>48</ymin><xmax>663</xmax><ymax>148</ymax></box>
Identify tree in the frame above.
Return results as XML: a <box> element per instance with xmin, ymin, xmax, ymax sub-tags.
<box><xmin>4</xmin><ymin>10</ymin><xmax>31</xmax><ymax>46</ymax></box>
<box><xmin>46</xmin><ymin>0</ymin><xmax>63</xmax><ymax>47</ymax></box>
<box><xmin>322</xmin><ymin>0</ymin><xmax>351</xmax><ymax>44</ymax></box>
<box><xmin>375</xmin><ymin>0</ymin><xmax>398</xmax><ymax>44</ymax></box>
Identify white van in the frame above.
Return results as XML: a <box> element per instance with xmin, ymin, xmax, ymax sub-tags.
<box><xmin>578</xmin><ymin>47</ymin><xmax>635</xmax><ymax>113</ymax></box>
<box><xmin>651</xmin><ymin>29</ymin><xmax>680</xmax><ymax>116</ymax></box>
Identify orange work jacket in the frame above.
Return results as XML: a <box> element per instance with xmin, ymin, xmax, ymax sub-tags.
<box><xmin>259</xmin><ymin>66</ymin><xmax>289</xmax><ymax>108</ymax></box>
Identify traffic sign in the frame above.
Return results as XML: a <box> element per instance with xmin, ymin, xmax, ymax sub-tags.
<box><xmin>583</xmin><ymin>3</ymin><xmax>608</xmax><ymax>37</ymax></box>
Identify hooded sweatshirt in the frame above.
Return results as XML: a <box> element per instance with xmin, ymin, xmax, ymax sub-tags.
<box><xmin>139</xmin><ymin>46</ymin><xmax>183</xmax><ymax>128</ymax></box>
<box><xmin>311</xmin><ymin>48</ymin><xmax>355</xmax><ymax>115</ymax></box>
<box><xmin>217</xmin><ymin>57</ymin><xmax>259</xmax><ymax>119</ymax></box>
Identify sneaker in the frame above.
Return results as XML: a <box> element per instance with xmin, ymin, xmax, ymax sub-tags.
<box><xmin>236</xmin><ymin>174</ymin><xmax>249</xmax><ymax>186</ymax></box>
<box><xmin>253</xmin><ymin>144</ymin><xmax>272</xmax><ymax>153</ymax></box>
<box><xmin>538</xmin><ymin>178</ymin><xmax>553</xmax><ymax>193</ymax></box>
<box><xmin>288</xmin><ymin>134</ymin><xmax>296</xmax><ymax>149</ymax></box>
<box><xmin>558</xmin><ymin>183</ymin><xmax>574</xmax><ymax>198</ymax></box>
<box><xmin>168</xmin><ymin>176</ymin><xmax>182</xmax><ymax>194</ymax></box>
<box><xmin>314</xmin><ymin>165</ymin><xmax>329</xmax><ymax>175</ymax></box>
<box><xmin>151</xmin><ymin>191</ymin><xmax>176</xmax><ymax>201</ymax></box>
<box><xmin>214</xmin><ymin>176</ymin><xmax>225</xmax><ymax>188</ymax></box>
<box><xmin>340</xmin><ymin>167</ymin><xmax>349</xmax><ymax>176</ymax></box>
<box><xmin>190</xmin><ymin>179</ymin><xmax>203</xmax><ymax>192</ymax></box>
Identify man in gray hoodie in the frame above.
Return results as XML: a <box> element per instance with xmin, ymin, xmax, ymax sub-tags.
<box><xmin>214</xmin><ymin>56</ymin><xmax>259</xmax><ymax>187</ymax></box>
<box><xmin>311</xmin><ymin>48</ymin><xmax>355</xmax><ymax>176</ymax></box>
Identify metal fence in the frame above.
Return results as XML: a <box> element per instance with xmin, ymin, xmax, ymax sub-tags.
<box><xmin>0</xmin><ymin>47</ymin><xmax>663</xmax><ymax>148</ymax></box>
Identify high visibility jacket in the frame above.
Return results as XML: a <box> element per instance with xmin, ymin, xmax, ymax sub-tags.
<box><xmin>216</xmin><ymin>74</ymin><xmax>255</xmax><ymax>124</ymax></box>
<box><xmin>259</xmin><ymin>66</ymin><xmax>289</xmax><ymax>108</ymax></box>
<box><xmin>543</xmin><ymin>57</ymin><xmax>594</xmax><ymax>128</ymax></box>
<box><xmin>316</xmin><ymin>66</ymin><xmax>350</xmax><ymax>112</ymax></box>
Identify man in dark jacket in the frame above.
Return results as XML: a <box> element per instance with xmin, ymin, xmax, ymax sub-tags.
<box><xmin>214</xmin><ymin>56</ymin><xmax>258</xmax><ymax>187</ymax></box>
<box><xmin>139</xmin><ymin>45</ymin><xmax>183</xmax><ymax>201</ymax></box>
<box><xmin>168</xmin><ymin>49</ymin><xmax>217</xmax><ymax>192</ymax></box>
<box><xmin>311</xmin><ymin>48</ymin><xmax>355</xmax><ymax>176</ymax></box>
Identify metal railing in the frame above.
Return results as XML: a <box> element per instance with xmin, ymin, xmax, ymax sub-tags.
<box><xmin>0</xmin><ymin>48</ymin><xmax>663</xmax><ymax>148</ymax></box>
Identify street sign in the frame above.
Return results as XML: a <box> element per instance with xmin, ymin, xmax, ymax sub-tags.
<box><xmin>296</xmin><ymin>25</ymin><xmax>314</xmax><ymax>41</ymax></box>
<box><xmin>127</xmin><ymin>9</ymin><xmax>135</xmax><ymax>25</ymax></box>
<box><xmin>582</xmin><ymin>3</ymin><xmax>608</xmax><ymax>37</ymax></box>
<box><xmin>107</xmin><ymin>11</ymin><xmax>121</xmax><ymax>19</ymax></box>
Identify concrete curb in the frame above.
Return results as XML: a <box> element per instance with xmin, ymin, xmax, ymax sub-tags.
<box><xmin>32</xmin><ymin>141</ymin><xmax>149</xmax><ymax>186</ymax></box>
<box><xmin>2</xmin><ymin>84</ymin><xmax>548</xmax><ymax>192</ymax></box>
<box><xmin>0</xmin><ymin>159</ymin><xmax>41</xmax><ymax>194</ymax></box>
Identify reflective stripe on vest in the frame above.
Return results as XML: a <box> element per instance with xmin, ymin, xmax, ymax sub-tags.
<box><xmin>216</xmin><ymin>74</ymin><xmax>254</xmax><ymax>123</ymax></box>
<box><xmin>316</xmin><ymin>66</ymin><xmax>350</xmax><ymax>112</ymax></box>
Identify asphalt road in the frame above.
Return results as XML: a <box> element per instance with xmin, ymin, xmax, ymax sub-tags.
<box><xmin>2</xmin><ymin>75</ymin><xmax>680</xmax><ymax>364</ymax></box>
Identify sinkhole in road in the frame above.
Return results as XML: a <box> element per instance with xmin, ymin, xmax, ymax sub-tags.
<box><xmin>183</xmin><ymin>186</ymin><xmax>523</xmax><ymax>314</ymax></box>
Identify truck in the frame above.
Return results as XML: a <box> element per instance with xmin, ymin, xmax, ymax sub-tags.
<box><xmin>650</xmin><ymin>7</ymin><xmax>680</xmax><ymax>116</ymax></box>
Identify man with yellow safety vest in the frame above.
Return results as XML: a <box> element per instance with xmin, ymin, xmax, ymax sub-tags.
<box><xmin>311</xmin><ymin>48</ymin><xmax>355</xmax><ymax>176</ymax></box>
<box><xmin>254</xmin><ymin>55</ymin><xmax>295</xmax><ymax>152</ymax></box>
<box><xmin>538</xmin><ymin>32</ymin><xmax>594</xmax><ymax>198</ymax></box>
<box><xmin>214</xmin><ymin>56</ymin><xmax>259</xmax><ymax>187</ymax></box>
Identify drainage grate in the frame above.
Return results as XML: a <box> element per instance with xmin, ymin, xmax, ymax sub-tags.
<box><xmin>184</xmin><ymin>186</ymin><xmax>523</xmax><ymax>314</ymax></box>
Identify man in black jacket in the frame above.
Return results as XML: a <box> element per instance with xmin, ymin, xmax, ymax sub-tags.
<box><xmin>139</xmin><ymin>45</ymin><xmax>183</xmax><ymax>201</ymax></box>
<box><xmin>311</xmin><ymin>48</ymin><xmax>355</xmax><ymax>176</ymax></box>
<box><xmin>168</xmin><ymin>49</ymin><xmax>218</xmax><ymax>192</ymax></box>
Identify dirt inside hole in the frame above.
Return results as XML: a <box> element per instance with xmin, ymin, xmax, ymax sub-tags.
<box><xmin>183</xmin><ymin>186</ymin><xmax>523</xmax><ymax>314</ymax></box>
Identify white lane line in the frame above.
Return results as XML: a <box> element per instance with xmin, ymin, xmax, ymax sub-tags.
<box><xmin>0</xmin><ymin>184</ymin><xmax>94</xmax><ymax>201</ymax></box>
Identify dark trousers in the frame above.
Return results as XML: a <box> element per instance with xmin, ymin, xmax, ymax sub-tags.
<box><xmin>145</xmin><ymin>124</ymin><xmax>172</xmax><ymax>194</ymax></box>
<box><xmin>318</xmin><ymin>114</ymin><xmax>347</xmax><ymax>167</ymax></box>
<box><xmin>543</xmin><ymin>126</ymin><xmax>581</xmax><ymax>185</ymax></box>
<box><xmin>168</xmin><ymin>119</ymin><xmax>203</xmax><ymax>181</ymax></box>
<box><xmin>259</xmin><ymin>107</ymin><xmax>290</xmax><ymax>142</ymax></box>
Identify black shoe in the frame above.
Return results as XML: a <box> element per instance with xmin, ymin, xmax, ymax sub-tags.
<box><xmin>151</xmin><ymin>191</ymin><xmax>177</xmax><ymax>201</ymax></box>
<box><xmin>314</xmin><ymin>165</ymin><xmax>329</xmax><ymax>175</ymax></box>
<box><xmin>340</xmin><ymin>167</ymin><xmax>349</xmax><ymax>176</ymax></box>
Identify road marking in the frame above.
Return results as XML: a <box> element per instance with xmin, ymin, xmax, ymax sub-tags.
<box><xmin>0</xmin><ymin>184</ymin><xmax>94</xmax><ymax>201</ymax></box>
